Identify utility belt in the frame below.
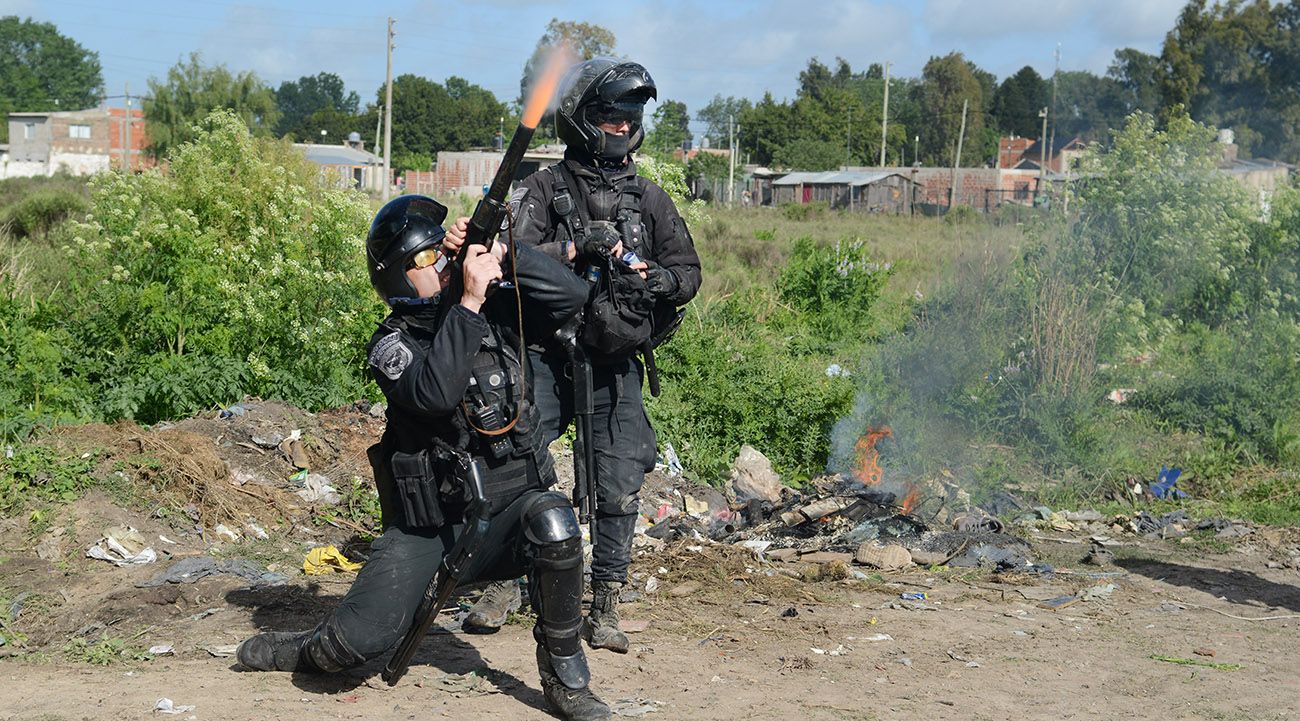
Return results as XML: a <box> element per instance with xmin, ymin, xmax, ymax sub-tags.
<box><xmin>369</xmin><ymin>439</ymin><xmax>541</xmax><ymax>529</ymax></box>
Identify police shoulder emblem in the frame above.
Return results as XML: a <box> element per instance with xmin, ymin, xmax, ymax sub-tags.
<box><xmin>369</xmin><ymin>332</ymin><xmax>414</xmax><ymax>381</ymax></box>
<box><xmin>502</xmin><ymin>187</ymin><xmax>530</xmax><ymax>230</ymax></box>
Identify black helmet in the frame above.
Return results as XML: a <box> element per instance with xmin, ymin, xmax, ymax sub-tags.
<box><xmin>556</xmin><ymin>57</ymin><xmax>657</xmax><ymax>162</ymax></box>
<box><xmin>365</xmin><ymin>194</ymin><xmax>448</xmax><ymax>304</ymax></box>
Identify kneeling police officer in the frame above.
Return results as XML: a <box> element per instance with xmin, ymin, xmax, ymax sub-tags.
<box><xmin>235</xmin><ymin>194</ymin><xmax>610</xmax><ymax>721</ymax></box>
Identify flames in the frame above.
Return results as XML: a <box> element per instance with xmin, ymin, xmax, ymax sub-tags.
<box><xmin>853</xmin><ymin>426</ymin><xmax>892</xmax><ymax>486</ymax></box>
<box><xmin>852</xmin><ymin>425</ymin><xmax>921</xmax><ymax>515</ymax></box>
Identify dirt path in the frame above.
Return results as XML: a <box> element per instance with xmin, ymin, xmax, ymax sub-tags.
<box><xmin>3</xmin><ymin>540</ymin><xmax>1298</xmax><ymax>721</ymax></box>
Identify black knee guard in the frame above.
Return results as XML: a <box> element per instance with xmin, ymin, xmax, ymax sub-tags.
<box><xmin>522</xmin><ymin>491</ymin><xmax>588</xmax><ymax>690</ymax></box>
<box><xmin>301</xmin><ymin>618</ymin><xmax>367</xmax><ymax>673</ymax></box>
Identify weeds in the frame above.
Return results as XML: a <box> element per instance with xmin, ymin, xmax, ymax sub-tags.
<box><xmin>62</xmin><ymin>633</ymin><xmax>149</xmax><ymax>666</ymax></box>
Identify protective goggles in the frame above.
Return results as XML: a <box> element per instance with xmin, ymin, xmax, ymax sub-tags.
<box><xmin>585</xmin><ymin>101</ymin><xmax>644</xmax><ymax>127</ymax></box>
<box><xmin>406</xmin><ymin>246</ymin><xmax>449</xmax><ymax>273</ymax></box>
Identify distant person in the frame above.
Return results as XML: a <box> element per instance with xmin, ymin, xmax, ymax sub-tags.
<box><xmin>236</xmin><ymin>195</ymin><xmax>610</xmax><ymax>721</ymax></box>
<box><xmin>462</xmin><ymin>57</ymin><xmax>701</xmax><ymax>656</ymax></box>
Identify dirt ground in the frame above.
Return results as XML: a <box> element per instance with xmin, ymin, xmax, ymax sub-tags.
<box><xmin>2</xmin><ymin>404</ymin><xmax>1299</xmax><ymax>721</ymax></box>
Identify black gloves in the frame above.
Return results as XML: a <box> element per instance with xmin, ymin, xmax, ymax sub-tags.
<box><xmin>641</xmin><ymin>260</ymin><xmax>679</xmax><ymax>298</ymax></box>
<box><xmin>578</xmin><ymin>221</ymin><xmax>621</xmax><ymax>259</ymax></box>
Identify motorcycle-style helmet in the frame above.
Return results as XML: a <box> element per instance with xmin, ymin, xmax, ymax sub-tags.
<box><xmin>365</xmin><ymin>194</ymin><xmax>448</xmax><ymax>304</ymax></box>
<box><xmin>555</xmin><ymin>57</ymin><xmax>657</xmax><ymax>162</ymax></box>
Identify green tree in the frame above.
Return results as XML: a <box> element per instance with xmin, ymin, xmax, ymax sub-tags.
<box><xmin>695</xmin><ymin>95</ymin><xmax>751</xmax><ymax>149</ymax></box>
<box><xmin>1159</xmin><ymin>0</ymin><xmax>1300</xmax><ymax>160</ymax></box>
<box><xmin>274</xmin><ymin>72</ymin><xmax>359</xmax><ymax>139</ymax></box>
<box><xmin>645</xmin><ymin>99</ymin><xmax>691</xmax><ymax>156</ymax></box>
<box><xmin>991</xmin><ymin>65</ymin><xmax>1049</xmax><ymax>138</ymax></box>
<box><xmin>0</xmin><ymin>17</ymin><xmax>103</xmax><ymax>143</ymax></box>
<box><xmin>918</xmin><ymin>52</ymin><xmax>986</xmax><ymax>166</ymax></box>
<box><xmin>143</xmin><ymin>53</ymin><xmax>278</xmax><ymax>160</ymax></box>
<box><xmin>374</xmin><ymin>74</ymin><xmax>505</xmax><ymax>169</ymax></box>
<box><xmin>1107</xmin><ymin>48</ymin><xmax>1162</xmax><ymax>116</ymax></box>
<box><xmin>1053</xmin><ymin>70</ymin><xmax>1128</xmax><ymax>142</ymax></box>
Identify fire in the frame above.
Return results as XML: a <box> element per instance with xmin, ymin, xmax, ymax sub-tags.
<box><xmin>853</xmin><ymin>426</ymin><xmax>893</xmax><ymax>486</ymax></box>
<box><xmin>898</xmin><ymin>485</ymin><xmax>921</xmax><ymax>515</ymax></box>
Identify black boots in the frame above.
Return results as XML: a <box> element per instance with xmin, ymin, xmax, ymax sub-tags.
<box><xmin>583</xmin><ymin>581</ymin><xmax>629</xmax><ymax>653</ymax></box>
<box><xmin>235</xmin><ymin>630</ymin><xmax>312</xmax><ymax>672</ymax></box>
<box><xmin>536</xmin><ymin>644</ymin><xmax>611</xmax><ymax>721</ymax></box>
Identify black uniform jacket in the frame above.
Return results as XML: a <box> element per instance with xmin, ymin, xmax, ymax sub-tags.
<box><xmin>510</xmin><ymin>152</ymin><xmax>702</xmax><ymax>311</ymax></box>
<box><xmin>365</xmin><ymin>241</ymin><xmax>588</xmax><ymax>518</ymax></box>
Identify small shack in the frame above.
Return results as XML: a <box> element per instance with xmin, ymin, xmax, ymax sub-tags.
<box><xmin>771</xmin><ymin>170</ymin><xmax>917</xmax><ymax>213</ymax></box>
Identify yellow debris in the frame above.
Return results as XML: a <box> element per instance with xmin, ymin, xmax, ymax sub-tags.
<box><xmin>303</xmin><ymin>544</ymin><xmax>363</xmax><ymax>575</ymax></box>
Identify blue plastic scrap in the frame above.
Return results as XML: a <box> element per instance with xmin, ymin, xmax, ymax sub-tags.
<box><xmin>1151</xmin><ymin>466</ymin><xmax>1187</xmax><ymax>499</ymax></box>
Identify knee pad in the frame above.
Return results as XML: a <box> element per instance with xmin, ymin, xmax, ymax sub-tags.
<box><xmin>595</xmin><ymin>492</ymin><xmax>640</xmax><ymax>517</ymax></box>
<box><xmin>522</xmin><ymin>491</ymin><xmax>581</xmax><ymax>546</ymax></box>
<box><xmin>302</xmin><ymin>618</ymin><xmax>366</xmax><ymax>673</ymax></box>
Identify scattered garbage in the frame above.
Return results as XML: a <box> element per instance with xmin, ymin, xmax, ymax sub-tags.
<box><xmin>610</xmin><ymin>698</ymin><xmax>664</xmax><ymax>717</ymax></box>
<box><xmin>900</xmin><ymin>592</ymin><xmax>928</xmax><ymax>601</ymax></box>
<box><xmin>153</xmin><ymin>698</ymin><xmax>196</xmax><ymax>714</ymax></box>
<box><xmin>147</xmin><ymin>644</ymin><xmax>175</xmax><ymax>656</ymax></box>
<box><xmin>218</xmin><ymin>403</ymin><xmax>248</xmax><ymax>419</ymax></box>
<box><xmin>656</xmin><ymin>442</ymin><xmax>683</xmax><ymax>478</ymax></box>
<box><xmin>213</xmin><ymin>524</ymin><xmax>241</xmax><ymax>542</ymax></box>
<box><xmin>303</xmin><ymin>545</ymin><xmax>363</xmax><ymax>575</ymax></box>
<box><xmin>1080</xmin><ymin>584</ymin><xmax>1116</xmax><ymax>602</ymax></box>
<box><xmin>1150</xmin><ymin>466</ymin><xmax>1187</xmax><ymax>499</ymax></box>
<box><xmin>86</xmin><ymin>526</ymin><xmax>157</xmax><ymax>566</ymax></box>
<box><xmin>136</xmin><ymin>556</ymin><xmax>287</xmax><ymax>587</ymax></box>
<box><xmin>433</xmin><ymin>670</ymin><xmax>496</xmax><ymax>697</ymax></box>
<box><xmin>728</xmin><ymin>445</ymin><xmax>783</xmax><ymax>504</ymax></box>
<box><xmin>203</xmin><ymin>644</ymin><xmax>238</xmax><ymax>657</ymax></box>
<box><xmin>296</xmin><ymin>474</ymin><xmax>340</xmax><ymax>505</ymax></box>
<box><xmin>1037</xmin><ymin>595</ymin><xmax>1080</xmax><ymax>611</ymax></box>
<box><xmin>854</xmin><ymin>542</ymin><xmax>911</xmax><ymax>571</ymax></box>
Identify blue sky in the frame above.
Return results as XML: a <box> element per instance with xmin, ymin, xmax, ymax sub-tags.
<box><xmin>6</xmin><ymin>0</ymin><xmax>1186</xmax><ymax>131</ymax></box>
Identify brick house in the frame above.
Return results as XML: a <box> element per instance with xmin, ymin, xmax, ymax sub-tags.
<box><xmin>3</xmin><ymin>106</ymin><xmax>147</xmax><ymax>178</ymax></box>
<box><xmin>997</xmin><ymin>135</ymin><xmax>1085</xmax><ymax>173</ymax></box>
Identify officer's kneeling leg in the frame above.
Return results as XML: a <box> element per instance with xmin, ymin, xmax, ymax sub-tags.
<box><xmin>521</xmin><ymin>490</ymin><xmax>588</xmax><ymax>690</ymax></box>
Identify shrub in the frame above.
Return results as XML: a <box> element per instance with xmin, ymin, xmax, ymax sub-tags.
<box><xmin>636</xmin><ymin>155</ymin><xmax>708</xmax><ymax>227</ymax></box>
<box><xmin>781</xmin><ymin>202</ymin><xmax>828</xmax><ymax>221</ymax></box>
<box><xmin>1</xmin><ymin>190</ymin><xmax>88</xmax><ymax>239</ymax></box>
<box><xmin>776</xmin><ymin>237</ymin><xmax>890</xmax><ymax>345</ymax></box>
<box><xmin>1131</xmin><ymin>320</ymin><xmax>1300</xmax><ymax>465</ymax></box>
<box><xmin>53</xmin><ymin>110</ymin><xmax>380</xmax><ymax>423</ymax></box>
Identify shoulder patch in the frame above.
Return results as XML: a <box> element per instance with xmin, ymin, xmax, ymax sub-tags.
<box><xmin>368</xmin><ymin>332</ymin><xmax>414</xmax><ymax>381</ymax></box>
<box><xmin>503</xmin><ymin>186</ymin><xmax>530</xmax><ymax>230</ymax></box>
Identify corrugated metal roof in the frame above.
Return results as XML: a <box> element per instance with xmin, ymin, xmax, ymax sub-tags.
<box><xmin>772</xmin><ymin>170</ymin><xmax>909</xmax><ymax>186</ymax></box>
<box><xmin>295</xmin><ymin>143</ymin><xmax>380</xmax><ymax>166</ymax></box>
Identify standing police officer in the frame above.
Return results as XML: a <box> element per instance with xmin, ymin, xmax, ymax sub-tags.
<box><xmin>463</xmin><ymin>58</ymin><xmax>701</xmax><ymax>654</ymax></box>
<box><xmin>236</xmin><ymin>195</ymin><xmax>610</xmax><ymax>721</ymax></box>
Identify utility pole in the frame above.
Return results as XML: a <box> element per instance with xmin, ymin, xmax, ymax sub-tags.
<box><xmin>727</xmin><ymin>114</ymin><xmax>735</xmax><ymax>205</ymax></box>
<box><xmin>846</xmin><ymin>106</ymin><xmax>852</xmax><ymax>166</ymax></box>
<box><xmin>949</xmin><ymin>98</ymin><xmax>968</xmax><ymax>209</ymax></box>
<box><xmin>123</xmin><ymin>82</ymin><xmax>131</xmax><ymax>172</ymax></box>
<box><xmin>879</xmin><ymin>61</ymin><xmax>890</xmax><ymax>167</ymax></box>
<box><xmin>1048</xmin><ymin>43</ymin><xmax>1060</xmax><ymax>174</ymax></box>
<box><xmin>1038</xmin><ymin>107</ymin><xmax>1049</xmax><ymax>202</ymax></box>
<box><xmin>382</xmin><ymin>17</ymin><xmax>395</xmax><ymax>202</ymax></box>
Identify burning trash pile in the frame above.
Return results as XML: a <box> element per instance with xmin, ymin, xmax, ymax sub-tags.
<box><xmin>637</xmin><ymin>428</ymin><xmax>1041</xmax><ymax>575</ymax></box>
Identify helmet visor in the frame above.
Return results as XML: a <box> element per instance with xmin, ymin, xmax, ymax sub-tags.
<box><xmin>584</xmin><ymin>101</ymin><xmax>645</xmax><ymax>128</ymax></box>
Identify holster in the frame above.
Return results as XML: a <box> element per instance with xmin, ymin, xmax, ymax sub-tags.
<box><xmin>366</xmin><ymin>443</ymin><xmax>401</xmax><ymax>530</ymax></box>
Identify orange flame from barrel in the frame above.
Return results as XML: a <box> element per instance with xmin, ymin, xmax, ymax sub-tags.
<box><xmin>853</xmin><ymin>426</ymin><xmax>893</xmax><ymax>486</ymax></box>
<box><xmin>521</xmin><ymin>43</ymin><xmax>571</xmax><ymax>129</ymax></box>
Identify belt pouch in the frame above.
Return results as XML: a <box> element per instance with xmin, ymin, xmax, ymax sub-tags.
<box><xmin>390</xmin><ymin>450</ymin><xmax>444</xmax><ymax>528</ymax></box>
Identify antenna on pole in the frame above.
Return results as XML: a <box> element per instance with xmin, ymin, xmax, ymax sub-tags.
<box><xmin>382</xmin><ymin>17</ymin><xmax>395</xmax><ymax>202</ymax></box>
